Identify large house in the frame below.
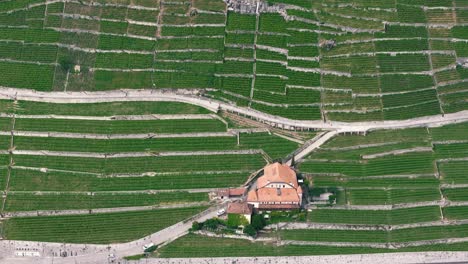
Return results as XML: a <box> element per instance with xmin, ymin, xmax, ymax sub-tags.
<box><xmin>246</xmin><ymin>162</ymin><xmax>303</xmax><ymax>210</ymax></box>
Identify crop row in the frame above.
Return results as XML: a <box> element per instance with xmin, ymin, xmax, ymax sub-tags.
<box><xmin>3</xmin><ymin>206</ymin><xmax>208</xmax><ymax>243</ymax></box>
<box><xmin>4</xmin><ymin>192</ymin><xmax>208</xmax><ymax>211</ymax></box>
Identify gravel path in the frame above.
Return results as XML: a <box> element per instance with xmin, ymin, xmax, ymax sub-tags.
<box><xmin>2</xmin><ymin>202</ymin><xmax>212</xmax><ymax>218</ymax></box>
<box><xmin>1</xmin><ymin>88</ymin><xmax>466</xmax><ymax>133</ymax></box>
<box><xmin>121</xmin><ymin>253</ymin><xmax>468</xmax><ymax>264</ymax></box>
<box><xmin>5</xmin><ymin>149</ymin><xmax>263</xmax><ymax>158</ymax></box>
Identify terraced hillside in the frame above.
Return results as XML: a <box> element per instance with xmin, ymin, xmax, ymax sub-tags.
<box><xmin>0</xmin><ymin>0</ymin><xmax>467</xmax><ymax>121</ymax></box>
<box><xmin>157</xmin><ymin>121</ymin><xmax>468</xmax><ymax>257</ymax></box>
<box><xmin>0</xmin><ymin>0</ymin><xmax>468</xmax><ymax>262</ymax></box>
<box><xmin>0</xmin><ymin>99</ymin><xmax>301</xmax><ymax>243</ymax></box>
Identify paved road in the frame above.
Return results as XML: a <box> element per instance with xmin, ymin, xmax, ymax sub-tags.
<box><xmin>0</xmin><ymin>204</ymin><xmax>225</xmax><ymax>264</ymax></box>
<box><xmin>285</xmin><ymin>131</ymin><xmax>338</xmax><ymax>165</ymax></box>
<box><xmin>117</xmin><ymin>252</ymin><xmax>468</xmax><ymax>264</ymax></box>
<box><xmin>0</xmin><ymin>88</ymin><xmax>467</xmax><ymax>132</ymax></box>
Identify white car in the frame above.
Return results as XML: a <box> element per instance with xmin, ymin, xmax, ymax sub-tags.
<box><xmin>217</xmin><ymin>209</ymin><xmax>226</xmax><ymax>216</ymax></box>
<box><xmin>143</xmin><ymin>243</ymin><xmax>154</xmax><ymax>250</ymax></box>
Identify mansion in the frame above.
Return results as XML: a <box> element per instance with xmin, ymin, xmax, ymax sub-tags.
<box><xmin>246</xmin><ymin>162</ymin><xmax>303</xmax><ymax>210</ymax></box>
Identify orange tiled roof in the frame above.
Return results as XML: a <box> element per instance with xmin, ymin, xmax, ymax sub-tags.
<box><xmin>257</xmin><ymin>163</ymin><xmax>298</xmax><ymax>189</ymax></box>
<box><xmin>247</xmin><ymin>163</ymin><xmax>302</xmax><ymax>205</ymax></box>
<box><xmin>227</xmin><ymin>201</ymin><xmax>253</xmax><ymax>215</ymax></box>
<box><xmin>248</xmin><ymin>188</ymin><xmax>300</xmax><ymax>203</ymax></box>
<box><xmin>229</xmin><ymin>188</ymin><xmax>246</xmax><ymax>196</ymax></box>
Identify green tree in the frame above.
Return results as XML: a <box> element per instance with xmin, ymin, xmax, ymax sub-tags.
<box><xmin>251</xmin><ymin>214</ymin><xmax>266</xmax><ymax>230</ymax></box>
<box><xmin>204</xmin><ymin>218</ymin><xmax>222</xmax><ymax>230</ymax></box>
<box><xmin>243</xmin><ymin>224</ymin><xmax>256</xmax><ymax>237</ymax></box>
<box><xmin>191</xmin><ymin>221</ymin><xmax>202</xmax><ymax>231</ymax></box>
<box><xmin>59</xmin><ymin>57</ymin><xmax>74</xmax><ymax>72</ymax></box>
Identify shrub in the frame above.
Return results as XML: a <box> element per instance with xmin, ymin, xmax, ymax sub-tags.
<box><xmin>243</xmin><ymin>224</ymin><xmax>256</xmax><ymax>237</ymax></box>
<box><xmin>59</xmin><ymin>57</ymin><xmax>74</xmax><ymax>72</ymax></box>
<box><xmin>251</xmin><ymin>214</ymin><xmax>266</xmax><ymax>231</ymax></box>
<box><xmin>203</xmin><ymin>218</ymin><xmax>225</xmax><ymax>231</ymax></box>
<box><xmin>191</xmin><ymin>221</ymin><xmax>202</xmax><ymax>231</ymax></box>
<box><xmin>227</xmin><ymin>214</ymin><xmax>249</xmax><ymax>228</ymax></box>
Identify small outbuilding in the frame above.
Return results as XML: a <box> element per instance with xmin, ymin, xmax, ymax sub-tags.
<box><xmin>217</xmin><ymin>187</ymin><xmax>247</xmax><ymax>200</ymax></box>
<box><xmin>227</xmin><ymin>201</ymin><xmax>253</xmax><ymax>224</ymax></box>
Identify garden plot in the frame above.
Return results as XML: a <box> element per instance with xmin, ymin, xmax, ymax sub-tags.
<box><xmin>0</xmin><ymin>100</ymin><xmax>210</xmax><ymax>115</ymax></box>
<box><xmin>158</xmin><ymin>233</ymin><xmax>468</xmax><ymax>257</ymax></box>
<box><xmin>8</xmin><ymin>169</ymin><xmax>251</xmax><ymax>191</ymax></box>
<box><xmin>309</xmin><ymin>206</ymin><xmax>442</xmax><ymax>225</ymax></box>
<box><xmin>252</xmin><ymin>104</ymin><xmax>322</xmax><ymax>120</ymax></box>
<box><xmin>11</xmin><ymin>154</ymin><xmax>266</xmax><ymax>175</ymax></box>
<box><xmin>380</xmin><ymin>75</ymin><xmax>434</xmax><ymax>93</ymax></box>
<box><xmin>3</xmin><ymin>206</ymin><xmax>208</xmax><ymax>243</ymax></box>
<box><xmin>0</xmin><ymin>62</ymin><xmax>55</xmax><ymax>91</ymax></box>
<box><xmin>383</xmin><ymin>101</ymin><xmax>441</xmax><ymax>120</ymax></box>
<box><xmin>13</xmin><ymin>118</ymin><xmax>226</xmax><ymax>134</ymax></box>
<box><xmin>256</xmin><ymin>61</ymin><xmax>287</xmax><ymax>76</ymax></box>
<box><xmin>161</xmin><ymin>233</ymin><xmax>388</xmax><ymax>257</ymax></box>
<box><xmin>431</xmin><ymin>53</ymin><xmax>456</xmax><ymax>69</ymax></box>
<box><xmin>253</xmin><ymin>88</ymin><xmax>320</xmax><ymax>105</ymax></box>
<box><xmin>281</xmin><ymin>229</ymin><xmax>388</xmax><ymax>243</ymax></box>
<box><xmin>225</xmin><ymin>32</ymin><xmax>255</xmax><ymax>45</ymax></box>
<box><xmin>225</xmin><ymin>47</ymin><xmax>254</xmax><ymax>59</ymax></box>
<box><xmin>382</xmin><ymin>89</ymin><xmax>439</xmax><ymax>109</ymax></box>
<box><xmin>321</xmin><ymin>5</ymin><xmax>398</xmax><ymax>22</ymax></box>
<box><xmin>280</xmin><ymin>224</ymin><xmax>468</xmax><ymax>243</ymax></box>
<box><xmin>397</xmin><ymin>4</ymin><xmax>427</xmax><ymax>23</ymax></box>
<box><xmin>320</xmin><ymin>55</ymin><xmax>378</xmax><ymax>75</ymax></box>
<box><xmin>375</xmin><ymin>39</ymin><xmax>429</xmax><ymax>52</ymax></box>
<box><xmin>4</xmin><ymin>192</ymin><xmax>208</xmax><ymax>211</ymax></box>
<box><xmin>430</xmin><ymin>122</ymin><xmax>468</xmax><ymax>141</ymax></box>
<box><xmin>322</xmin><ymin>75</ymin><xmax>379</xmax><ymax>94</ymax></box>
<box><xmin>286</xmin><ymin>71</ymin><xmax>320</xmax><ymax>87</ymax></box>
<box><xmin>321</xmin><ymin>42</ymin><xmax>375</xmax><ymax>57</ymax></box>
<box><xmin>377</xmin><ymin>54</ymin><xmax>431</xmax><ymax>73</ymax></box>
<box><xmin>301</xmin><ymin>152</ymin><xmax>436</xmax><ymax>177</ymax></box>
<box><xmin>226</xmin><ymin>12</ymin><xmax>256</xmax><ymax>31</ymax></box>
<box><xmin>440</xmin><ymin>161</ymin><xmax>468</xmax><ymax>184</ymax></box>
<box><xmin>434</xmin><ymin>142</ymin><xmax>468</xmax><ymax>159</ymax></box>
<box><xmin>426</xmin><ymin>9</ymin><xmax>455</xmax><ymax>24</ymax></box>
<box><xmin>457</xmin><ymin>9</ymin><xmax>468</xmax><ymax>23</ymax></box>
<box><xmin>439</xmin><ymin>91</ymin><xmax>468</xmax><ymax>114</ymax></box>
<box><xmin>435</xmin><ymin>69</ymin><xmax>460</xmax><ymax>83</ymax></box>
<box><xmin>443</xmin><ymin>188</ymin><xmax>468</xmax><ymax>201</ymax></box>
<box><xmin>0</xmin><ymin>117</ymin><xmax>12</xmax><ymax>131</ymax></box>
<box><xmin>326</xmin><ymin>111</ymin><xmax>385</xmax><ymax>122</ymax></box>
<box><xmin>215</xmin><ymin>76</ymin><xmax>252</xmax><ymax>97</ymax></box>
<box><xmin>317</xmin><ymin>11</ymin><xmax>384</xmax><ymax>30</ymax></box>
<box><xmin>346</xmin><ymin>188</ymin><xmax>441</xmax><ymax>205</ymax></box>
<box><xmin>444</xmin><ymin>206</ymin><xmax>468</xmax><ymax>220</ymax></box>
<box><xmin>11</xmin><ymin>132</ymin><xmax>297</xmax><ymax>160</ymax></box>
<box><xmin>314</xmin><ymin>176</ymin><xmax>440</xmax><ymax>189</ymax></box>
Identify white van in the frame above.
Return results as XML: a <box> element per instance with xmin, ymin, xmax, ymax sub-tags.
<box><xmin>217</xmin><ymin>209</ymin><xmax>226</xmax><ymax>216</ymax></box>
<box><xmin>143</xmin><ymin>243</ymin><xmax>154</xmax><ymax>250</ymax></box>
